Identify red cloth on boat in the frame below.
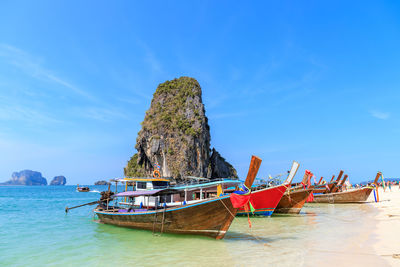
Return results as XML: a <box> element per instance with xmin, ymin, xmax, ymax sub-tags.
<box><xmin>306</xmin><ymin>192</ymin><xmax>314</xmax><ymax>202</ymax></box>
<box><xmin>230</xmin><ymin>193</ymin><xmax>251</xmax><ymax>208</ymax></box>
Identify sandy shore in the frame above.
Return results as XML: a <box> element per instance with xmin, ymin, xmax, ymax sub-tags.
<box><xmin>304</xmin><ymin>186</ymin><xmax>400</xmax><ymax>267</ymax></box>
<box><xmin>370</xmin><ymin>186</ymin><xmax>400</xmax><ymax>266</ymax></box>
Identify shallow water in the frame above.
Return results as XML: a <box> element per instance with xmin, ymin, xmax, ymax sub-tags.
<box><xmin>0</xmin><ymin>186</ymin><xmax>385</xmax><ymax>266</ymax></box>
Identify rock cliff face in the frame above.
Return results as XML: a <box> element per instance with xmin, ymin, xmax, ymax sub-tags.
<box><xmin>1</xmin><ymin>170</ymin><xmax>47</xmax><ymax>185</ymax></box>
<box><xmin>124</xmin><ymin>77</ymin><xmax>237</xmax><ymax>179</ymax></box>
<box><xmin>50</xmin><ymin>176</ymin><xmax>66</xmax><ymax>185</ymax></box>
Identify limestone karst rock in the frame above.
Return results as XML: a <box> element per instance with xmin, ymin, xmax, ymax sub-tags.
<box><xmin>124</xmin><ymin>77</ymin><xmax>238</xmax><ymax>180</ymax></box>
<box><xmin>1</xmin><ymin>170</ymin><xmax>47</xmax><ymax>185</ymax></box>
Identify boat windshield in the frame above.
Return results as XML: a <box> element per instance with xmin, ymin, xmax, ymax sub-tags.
<box><xmin>153</xmin><ymin>181</ymin><xmax>169</xmax><ymax>189</ymax></box>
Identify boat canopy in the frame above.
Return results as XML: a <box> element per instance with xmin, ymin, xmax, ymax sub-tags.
<box><xmin>173</xmin><ymin>180</ymin><xmax>241</xmax><ymax>190</ymax></box>
<box><xmin>111</xmin><ymin>177</ymin><xmax>171</xmax><ymax>183</ymax></box>
<box><xmin>113</xmin><ymin>188</ymin><xmax>180</xmax><ymax>198</ymax></box>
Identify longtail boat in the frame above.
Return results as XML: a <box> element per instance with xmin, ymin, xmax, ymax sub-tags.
<box><xmin>236</xmin><ymin>183</ymin><xmax>287</xmax><ymax>216</ymax></box>
<box><xmin>111</xmin><ymin>176</ymin><xmax>241</xmax><ymax>208</ymax></box>
<box><xmin>92</xmin><ymin>155</ymin><xmax>262</xmax><ymax>239</ymax></box>
<box><xmin>274</xmin><ymin>163</ymin><xmax>313</xmax><ymax>214</ymax></box>
<box><xmin>312</xmin><ymin>172</ymin><xmax>381</xmax><ymax>203</ymax></box>
<box><xmin>312</xmin><ymin>171</ymin><xmax>344</xmax><ymax>194</ymax></box>
<box><xmin>236</xmin><ymin>161</ymin><xmax>299</xmax><ymax>216</ymax></box>
<box><xmin>77</xmin><ymin>184</ymin><xmax>90</xmax><ymax>192</ymax></box>
<box><xmin>274</xmin><ymin>187</ymin><xmax>313</xmax><ymax>214</ymax></box>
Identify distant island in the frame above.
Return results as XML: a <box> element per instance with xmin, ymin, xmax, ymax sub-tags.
<box><xmin>94</xmin><ymin>180</ymin><xmax>110</xmax><ymax>185</ymax></box>
<box><xmin>0</xmin><ymin>170</ymin><xmax>67</xmax><ymax>186</ymax></box>
<box><xmin>50</xmin><ymin>176</ymin><xmax>67</xmax><ymax>186</ymax></box>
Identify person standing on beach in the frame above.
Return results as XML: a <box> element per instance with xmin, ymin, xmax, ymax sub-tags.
<box><xmin>388</xmin><ymin>181</ymin><xmax>392</xmax><ymax>191</ymax></box>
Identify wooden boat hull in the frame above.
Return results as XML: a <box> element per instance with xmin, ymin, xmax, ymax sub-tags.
<box><xmin>94</xmin><ymin>195</ymin><xmax>235</xmax><ymax>239</ymax></box>
<box><xmin>274</xmin><ymin>187</ymin><xmax>313</xmax><ymax>214</ymax></box>
<box><xmin>312</xmin><ymin>187</ymin><xmax>373</xmax><ymax>203</ymax></box>
<box><xmin>77</xmin><ymin>188</ymin><xmax>90</xmax><ymax>192</ymax></box>
<box><xmin>312</xmin><ymin>183</ymin><xmax>334</xmax><ymax>194</ymax></box>
<box><xmin>236</xmin><ymin>184</ymin><xmax>287</xmax><ymax>216</ymax></box>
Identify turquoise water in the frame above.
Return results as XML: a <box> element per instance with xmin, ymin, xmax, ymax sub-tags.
<box><xmin>0</xmin><ymin>186</ymin><xmax>386</xmax><ymax>266</ymax></box>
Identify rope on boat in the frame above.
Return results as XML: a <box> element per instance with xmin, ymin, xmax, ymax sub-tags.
<box><xmin>218</xmin><ymin>197</ymin><xmax>236</xmax><ymax>218</ymax></box>
<box><xmin>218</xmin><ymin>196</ymin><xmax>266</xmax><ymax>244</ymax></box>
<box><xmin>160</xmin><ymin>206</ymin><xmax>166</xmax><ymax>234</ymax></box>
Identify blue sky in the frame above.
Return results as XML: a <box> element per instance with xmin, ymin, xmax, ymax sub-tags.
<box><xmin>0</xmin><ymin>1</ymin><xmax>399</xmax><ymax>184</ymax></box>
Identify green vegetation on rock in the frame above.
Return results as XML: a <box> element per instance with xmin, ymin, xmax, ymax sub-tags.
<box><xmin>141</xmin><ymin>77</ymin><xmax>203</xmax><ymax>138</ymax></box>
<box><xmin>124</xmin><ymin>153</ymin><xmax>146</xmax><ymax>177</ymax></box>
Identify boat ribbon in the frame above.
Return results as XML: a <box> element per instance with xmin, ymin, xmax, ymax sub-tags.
<box><xmin>230</xmin><ymin>184</ymin><xmax>251</xmax><ymax>208</ymax></box>
<box><xmin>230</xmin><ymin>184</ymin><xmax>254</xmax><ymax>228</ymax></box>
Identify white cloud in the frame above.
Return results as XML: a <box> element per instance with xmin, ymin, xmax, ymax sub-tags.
<box><xmin>79</xmin><ymin>106</ymin><xmax>129</xmax><ymax>122</ymax></box>
<box><xmin>370</xmin><ymin>110</ymin><xmax>390</xmax><ymax>120</ymax></box>
<box><xmin>0</xmin><ymin>103</ymin><xmax>62</xmax><ymax>125</ymax></box>
<box><xmin>0</xmin><ymin>43</ymin><xmax>95</xmax><ymax>101</ymax></box>
<box><xmin>137</xmin><ymin>40</ymin><xmax>164</xmax><ymax>75</ymax></box>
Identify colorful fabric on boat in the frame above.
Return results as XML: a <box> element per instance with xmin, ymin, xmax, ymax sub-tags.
<box><xmin>230</xmin><ymin>193</ymin><xmax>251</xmax><ymax>208</ymax></box>
<box><xmin>249</xmin><ymin>202</ymin><xmax>255</xmax><ymax>213</ymax></box>
<box><xmin>306</xmin><ymin>192</ymin><xmax>314</xmax><ymax>202</ymax></box>
<box><xmin>232</xmin><ymin>184</ymin><xmax>250</xmax><ymax>195</ymax></box>
<box><xmin>230</xmin><ymin>184</ymin><xmax>252</xmax><ymax>208</ymax></box>
<box><xmin>217</xmin><ymin>184</ymin><xmax>223</xmax><ymax>197</ymax></box>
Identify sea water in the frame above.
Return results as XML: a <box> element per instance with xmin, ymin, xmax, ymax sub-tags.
<box><xmin>0</xmin><ymin>186</ymin><xmax>386</xmax><ymax>266</ymax></box>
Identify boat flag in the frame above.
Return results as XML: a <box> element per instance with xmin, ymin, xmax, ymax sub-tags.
<box><xmin>230</xmin><ymin>184</ymin><xmax>251</xmax><ymax>207</ymax></box>
<box><xmin>230</xmin><ymin>184</ymin><xmax>254</xmax><ymax>228</ymax></box>
<box><xmin>217</xmin><ymin>184</ymin><xmax>223</xmax><ymax>197</ymax></box>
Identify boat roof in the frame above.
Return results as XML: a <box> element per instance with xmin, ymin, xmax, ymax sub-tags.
<box><xmin>114</xmin><ymin>177</ymin><xmax>171</xmax><ymax>182</ymax></box>
<box><xmin>173</xmin><ymin>179</ymin><xmax>241</xmax><ymax>190</ymax></box>
<box><xmin>114</xmin><ymin>188</ymin><xmax>180</xmax><ymax>197</ymax></box>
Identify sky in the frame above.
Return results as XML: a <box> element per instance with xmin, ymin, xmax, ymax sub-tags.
<box><xmin>0</xmin><ymin>0</ymin><xmax>399</xmax><ymax>184</ymax></box>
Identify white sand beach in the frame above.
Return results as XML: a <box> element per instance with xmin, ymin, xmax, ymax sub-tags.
<box><xmin>372</xmin><ymin>186</ymin><xmax>400</xmax><ymax>266</ymax></box>
<box><xmin>303</xmin><ymin>186</ymin><xmax>400</xmax><ymax>267</ymax></box>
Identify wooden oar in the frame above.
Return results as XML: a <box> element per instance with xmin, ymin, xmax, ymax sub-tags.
<box><xmin>244</xmin><ymin>155</ymin><xmax>262</xmax><ymax>188</ymax></box>
<box><xmin>317</xmin><ymin>177</ymin><xmax>323</xmax><ymax>185</ymax></box>
<box><xmin>330</xmin><ymin>175</ymin><xmax>335</xmax><ymax>182</ymax></box>
<box><xmin>65</xmin><ymin>200</ymin><xmax>100</xmax><ymax>213</ymax></box>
